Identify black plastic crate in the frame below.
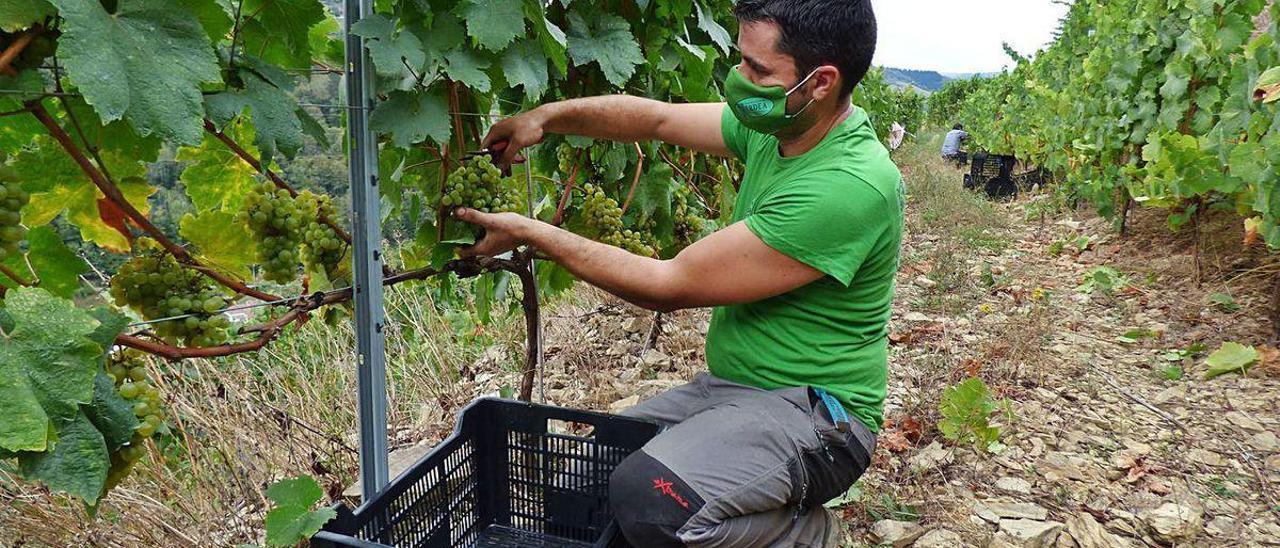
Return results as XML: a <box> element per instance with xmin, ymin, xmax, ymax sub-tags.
<box><xmin>313</xmin><ymin>398</ymin><xmax>659</xmax><ymax>548</ymax></box>
<box><xmin>964</xmin><ymin>152</ymin><xmax>1019</xmax><ymax>199</ymax></box>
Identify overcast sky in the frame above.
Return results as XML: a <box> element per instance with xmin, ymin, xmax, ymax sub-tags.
<box><xmin>868</xmin><ymin>0</ymin><xmax>1071</xmax><ymax>74</ymax></box>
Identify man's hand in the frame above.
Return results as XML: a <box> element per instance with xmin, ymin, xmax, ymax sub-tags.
<box><xmin>482</xmin><ymin>110</ymin><xmax>546</xmax><ymax>170</ymax></box>
<box><xmin>453</xmin><ymin>208</ymin><xmax>532</xmax><ymax>258</ymax></box>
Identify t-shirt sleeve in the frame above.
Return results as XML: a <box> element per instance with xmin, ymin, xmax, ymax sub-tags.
<box><xmin>744</xmin><ymin>175</ymin><xmax>890</xmax><ymax>286</ymax></box>
<box><xmin>721</xmin><ymin>104</ymin><xmax>749</xmax><ymax>161</ymax></box>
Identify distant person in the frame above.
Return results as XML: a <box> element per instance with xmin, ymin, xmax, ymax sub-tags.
<box><xmin>942</xmin><ymin>123</ymin><xmax>969</xmax><ymax>166</ymax></box>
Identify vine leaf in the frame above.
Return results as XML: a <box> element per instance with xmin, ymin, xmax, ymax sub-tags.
<box><xmin>0</xmin><ymin>70</ymin><xmax>44</xmax><ymax>151</ymax></box>
<box><xmin>0</xmin><ymin>0</ymin><xmax>53</xmax><ymax>32</ymax></box>
<box><xmin>0</xmin><ymin>287</ymin><xmax>103</xmax><ymax>453</ymax></box>
<box><xmin>444</xmin><ymin>48</ymin><xmax>493</xmax><ymax>92</ymax></box>
<box><xmin>175</xmin><ymin>0</ymin><xmax>234</xmax><ymax>42</ymax></box>
<box><xmin>237</xmin><ymin>0</ymin><xmax>325</xmax><ymax>69</ymax></box>
<box><xmin>456</xmin><ymin>0</ymin><xmax>525</xmax><ymax>51</ymax></box>
<box><xmin>16</xmin><ymin>411</ymin><xmax>109</xmax><ymax>504</ymax></box>
<box><xmin>50</xmin><ymin>0</ymin><xmax>222</xmax><ymax>145</ymax></box>
<box><xmin>523</xmin><ymin>0</ymin><xmax>567</xmax><ymax>76</ymax></box>
<box><xmin>351</xmin><ymin>13</ymin><xmax>426</xmax><ymax>85</ymax></box>
<box><xmin>84</xmin><ymin>371</ymin><xmax>138</xmax><ymax>454</ymax></box>
<box><xmin>1256</xmin><ymin>67</ymin><xmax>1280</xmax><ymax>104</ymax></box>
<box><xmin>694</xmin><ymin>1</ymin><xmax>732</xmax><ymax>57</ymax></box>
<box><xmin>1204</xmin><ymin>342</ymin><xmax>1259</xmax><ymax>379</ymax></box>
<box><xmin>308</xmin><ymin>9</ymin><xmax>345</xmax><ymax>67</ymax></box>
<box><xmin>177</xmin><ymin>125</ymin><xmax>260</xmax><ymax>213</ymax></box>
<box><xmin>205</xmin><ymin>69</ymin><xmax>305</xmax><ymax>165</ymax></box>
<box><xmin>501</xmin><ymin>39</ymin><xmax>550</xmax><ymax>101</ymax></box>
<box><xmin>566</xmin><ymin>12</ymin><xmax>643</xmax><ymax>87</ymax></box>
<box><xmin>15</xmin><ymin>137</ymin><xmax>150</xmax><ymax>253</ymax></box>
<box><xmin>631</xmin><ymin>161</ymin><xmax>675</xmax><ymax>238</ymax></box>
<box><xmin>414</xmin><ymin>12</ymin><xmax>465</xmax><ymax>75</ymax></box>
<box><xmin>370</xmin><ymin>89</ymin><xmax>451</xmax><ymax>148</ymax></box>
<box><xmin>0</xmin><ymin>226</ymin><xmax>90</xmax><ymax>299</ymax></box>
<box><xmin>179</xmin><ymin>211</ymin><xmax>257</xmax><ymax>279</ymax></box>
<box><xmin>264</xmin><ymin>476</ymin><xmax>337</xmax><ymax>546</ymax></box>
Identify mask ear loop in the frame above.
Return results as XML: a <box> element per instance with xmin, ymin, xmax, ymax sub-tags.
<box><xmin>783</xmin><ymin>67</ymin><xmax>822</xmax><ymax>120</ymax></box>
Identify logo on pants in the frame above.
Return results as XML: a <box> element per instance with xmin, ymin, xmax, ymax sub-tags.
<box><xmin>652</xmin><ymin>478</ymin><xmax>691</xmax><ymax>509</ymax></box>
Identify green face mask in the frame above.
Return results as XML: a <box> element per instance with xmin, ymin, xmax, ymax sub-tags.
<box><xmin>724</xmin><ymin>65</ymin><xmax>819</xmax><ymax>135</ymax></box>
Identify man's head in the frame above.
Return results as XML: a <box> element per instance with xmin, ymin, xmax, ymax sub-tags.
<box><xmin>954</xmin><ymin>123</ymin><xmax>964</xmax><ymax>131</ymax></box>
<box><xmin>733</xmin><ymin>0</ymin><xmax>878</xmax><ymax>103</ymax></box>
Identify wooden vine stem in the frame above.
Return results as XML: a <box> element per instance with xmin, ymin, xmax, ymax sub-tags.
<box><xmin>0</xmin><ymin>263</ymin><xmax>33</xmax><ymax>287</ymax></box>
<box><xmin>620</xmin><ymin>142</ymin><xmax>646</xmax><ymax>214</ymax></box>
<box><xmin>0</xmin><ymin>25</ymin><xmax>40</xmax><ymax>76</ymax></box>
<box><xmin>27</xmin><ymin>100</ymin><xmax>279</xmax><ymax>302</ymax></box>
<box><xmin>202</xmin><ymin>120</ymin><xmax>354</xmax><ymax>245</ymax></box>
<box><xmin>115</xmin><ymin>254</ymin><xmax>534</xmax><ymax>360</ymax></box>
<box><xmin>515</xmin><ymin>255</ymin><xmax>541</xmax><ymax>402</ymax></box>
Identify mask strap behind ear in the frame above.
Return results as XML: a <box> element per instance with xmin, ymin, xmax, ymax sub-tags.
<box><xmin>786</xmin><ymin>67</ymin><xmax>822</xmax><ymax>95</ymax></box>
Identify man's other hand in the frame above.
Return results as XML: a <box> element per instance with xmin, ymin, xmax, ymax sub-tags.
<box><xmin>454</xmin><ymin>208</ymin><xmax>530</xmax><ymax>258</ymax></box>
<box><xmin>482</xmin><ymin>111</ymin><xmax>546</xmax><ymax>170</ymax></box>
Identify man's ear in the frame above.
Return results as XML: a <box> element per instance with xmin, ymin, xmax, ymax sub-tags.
<box><xmin>810</xmin><ymin>65</ymin><xmax>841</xmax><ymax>102</ymax></box>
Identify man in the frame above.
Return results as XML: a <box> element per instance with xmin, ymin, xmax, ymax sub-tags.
<box><xmin>457</xmin><ymin>0</ymin><xmax>900</xmax><ymax>545</ymax></box>
<box><xmin>942</xmin><ymin>123</ymin><xmax>969</xmax><ymax>165</ymax></box>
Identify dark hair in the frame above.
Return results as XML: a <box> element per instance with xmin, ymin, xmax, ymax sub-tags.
<box><xmin>954</xmin><ymin>123</ymin><xmax>964</xmax><ymax>131</ymax></box>
<box><xmin>734</xmin><ymin>0</ymin><xmax>877</xmax><ymax>99</ymax></box>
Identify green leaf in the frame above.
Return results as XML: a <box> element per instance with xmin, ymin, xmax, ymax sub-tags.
<box><xmin>0</xmin><ymin>0</ymin><xmax>53</xmax><ymax>32</ymax></box>
<box><xmin>266</xmin><ymin>475</ymin><xmax>324</xmax><ymax>507</ymax></box>
<box><xmin>566</xmin><ymin>12</ymin><xmax>643</xmax><ymax>87</ymax></box>
<box><xmin>456</xmin><ymin>0</ymin><xmax>525</xmax><ymax>51</ymax></box>
<box><xmin>444</xmin><ymin>48</ymin><xmax>493</xmax><ymax>92</ymax></box>
<box><xmin>524</xmin><ymin>1</ymin><xmax>566</xmax><ymax>76</ymax></box>
<box><xmin>1204</xmin><ymin>342</ymin><xmax>1259</xmax><ymax>379</ymax></box>
<box><xmin>1256</xmin><ymin>66</ymin><xmax>1280</xmax><ymax>104</ymax></box>
<box><xmin>413</xmin><ymin>12</ymin><xmax>465</xmax><ymax>74</ymax></box>
<box><xmin>0</xmin><ymin>71</ymin><xmax>45</xmax><ymax>151</ymax></box>
<box><xmin>84</xmin><ymin>372</ymin><xmax>139</xmax><ymax>453</ymax></box>
<box><xmin>85</xmin><ymin>307</ymin><xmax>128</xmax><ymax>353</ymax></box>
<box><xmin>51</xmin><ymin>0</ymin><xmax>222</xmax><ymax>145</ymax></box>
<box><xmin>179</xmin><ymin>211</ymin><xmax>257</xmax><ymax>280</ymax></box>
<box><xmin>264</xmin><ymin>475</ymin><xmax>335</xmax><ymax>546</ymax></box>
<box><xmin>938</xmin><ymin>377</ymin><xmax>1000</xmax><ymax>451</ymax></box>
<box><xmin>16</xmin><ymin>411</ymin><xmax>108</xmax><ymax>504</ymax></box>
<box><xmin>175</xmin><ymin>0</ymin><xmax>233</xmax><ymax>42</ymax></box>
<box><xmin>205</xmin><ymin>69</ymin><xmax>305</xmax><ymax>165</ymax></box>
<box><xmin>694</xmin><ymin>1</ymin><xmax>732</xmax><ymax>57</ymax></box>
<box><xmin>500</xmin><ymin>39</ymin><xmax>550</xmax><ymax>101</ymax></box>
<box><xmin>630</xmin><ymin>161</ymin><xmax>675</xmax><ymax>236</ymax></box>
<box><xmin>0</xmin><ymin>287</ymin><xmax>102</xmax><ymax>453</ymax></box>
<box><xmin>351</xmin><ymin>13</ymin><xmax>426</xmax><ymax>84</ymax></box>
<box><xmin>237</xmin><ymin>0</ymin><xmax>325</xmax><ymax>69</ymax></box>
<box><xmin>0</xmin><ymin>226</ymin><xmax>89</xmax><ymax>299</ymax></box>
<box><xmin>177</xmin><ymin>124</ymin><xmax>260</xmax><ymax>213</ymax></box>
<box><xmin>370</xmin><ymin>90</ymin><xmax>451</xmax><ymax>148</ymax></box>
<box><xmin>308</xmin><ymin>8</ymin><xmax>345</xmax><ymax>67</ymax></box>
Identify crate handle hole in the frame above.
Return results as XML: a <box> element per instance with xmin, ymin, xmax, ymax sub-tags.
<box><xmin>548</xmin><ymin>419</ymin><xmax>596</xmax><ymax>438</ymax></box>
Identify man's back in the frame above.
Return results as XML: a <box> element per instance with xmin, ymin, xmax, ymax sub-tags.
<box><xmin>942</xmin><ymin>128</ymin><xmax>968</xmax><ymax>156</ymax></box>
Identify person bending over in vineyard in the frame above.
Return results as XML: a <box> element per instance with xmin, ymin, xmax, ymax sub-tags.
<box><xmin>942</xmin><ymin>123</ymin><xmax>970</xmax><ymax>166</ymax></box>
<box><xmin>457</xmin><ymin>0</ymin><xmax>901</xmax><ymax>545</ymax></box>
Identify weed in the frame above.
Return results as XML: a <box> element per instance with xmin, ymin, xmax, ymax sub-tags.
<box><xmin>938</xmin><ymin>377</ymin><xmax>1006</xmax><ymax>452</ymax></box>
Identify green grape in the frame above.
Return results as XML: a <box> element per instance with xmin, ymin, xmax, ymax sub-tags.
<box><xmin>240</xmin><ymin>182</ymin><xmax>316</xmax><ymax>284</ymax></box>
<box><xmin>672</xmin><ymin>185</ymin><xmax>707</xmax><ymax>251</ymax></box>
<box><xmin>438</xmin><ymin>157</ymin><xmax>526</xmax><ymax>239</ymax></box>
<box><xmin>101</xmin><ymin>350</ymin><xmax>169</xmax><ymax>491</ymax></box>
<box><xmin>579</xmin><ymin>184</ymin><xmax>656</xmax><ymax>256</ymax></box>
<box><xmin>109</xmin><ymin>239</ymin><xmax>231</xmax><ymax>347</ymax></box>
<box><xmin>296</xmin><ymin>191</ymin><xmax>348</xmax><ymax>284</ymax></box>
<box><xmin>0</xmin><ymin>168</ymin><xmax>28</xmax><ymax>256</ymax></box>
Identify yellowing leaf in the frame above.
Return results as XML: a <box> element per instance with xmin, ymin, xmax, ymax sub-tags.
<box><xmin>1204</xmin><ymin>342</ymin><xmax>1259</xmax><ymax>379</ymax></box>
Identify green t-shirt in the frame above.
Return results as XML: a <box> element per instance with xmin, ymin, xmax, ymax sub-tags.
<box><xmin>706</xmin><ymin>105</ymin><xmax>904</xmax><ymax>433</ymax></box>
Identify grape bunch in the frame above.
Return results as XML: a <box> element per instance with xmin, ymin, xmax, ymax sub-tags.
<box><xmin>103</xmin><ymin>351</ymin><xmax>166</xmax><ymax>491</ymax></box>
<box><xmin>109</xmin><ymin>239</ymin><xmax>232</xmax><ymax>347</ymax></box>
<box><xmin>581</xmin><ymin>184</ymin><xmax>655</xmax><ymax>257</ymax></box>
<box><xmin>442</xmin><ymin>156</ymin><xmax>525</xmax><ymax>214</ymax></box>
<box><xmin>556</xmin><ymin>144</ymin><xmax>580</xmax><ymax>178</ymax></box>
<box><xmin>0</xmin><ymin>167</ymin><xmax>29</xmax><ymax>262</ymax></box>
<box><xmin>239</xmin><ymin>182</ymin><xmax>316</xmax><ymax>284</ymax></box>
<box><xmin>673</xmin><ymin>186</ymin><xmax>706</xmax><ymax>250</ymax></box>
<box><xmin>297</xmin><ymin>191</ymin><xmax>347</xmax><ymax>281</ymax></box>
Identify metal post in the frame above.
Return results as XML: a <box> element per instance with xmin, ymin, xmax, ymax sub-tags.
<box><xmin>343</xmin><ymin>0</ymin><xmax>389</xmax><ymax>502</ymax></box>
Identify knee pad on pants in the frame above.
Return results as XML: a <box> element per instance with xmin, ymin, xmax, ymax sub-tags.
<box><xmin>609</xmin><ymin>449</ymin><xmax>705</xmax><ymax>548</ymax></box>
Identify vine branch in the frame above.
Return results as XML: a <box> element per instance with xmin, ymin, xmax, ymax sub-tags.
<box><xmin>552</xmin><ymin>150</ymin><xmax>584</xmax><ymax>226</ymax></box>
<box><xmin>0</xmin><ymin>264</ymin><xmax>33</xmax><ymax>287</ymax></box>
<box><xmin>28</xmin><ymin>101</ymin><xmax>278</xmax><ymax>302</ymax></box>
<box><xmin>116</xmin><ymin>253</ymin><xmax>535</xmax><ymax>360</ymax></box>
<box><xmin>620</xmin><ymin>143</ymin><xmax>646</xmax><ymax>214</ymax></box>
<box><xmin>202</xmin><ymin>120</ymin><xmax>354</xmax><ymax>246</ymax></box>
<box><xmin>0</xmin><ymin>25</ymin><xmax>41</xmax><ymax>77</ymax></box>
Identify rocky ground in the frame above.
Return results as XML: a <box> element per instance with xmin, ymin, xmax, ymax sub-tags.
<box><xmin>444</xmin><ymin>191</ymin><xmax>1280</xmax><ymax>546</ymax></box>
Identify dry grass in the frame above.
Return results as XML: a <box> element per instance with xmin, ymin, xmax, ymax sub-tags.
<box><xmin>0</xmin><ymin>280</ymin><xmax>530</xmax><ymax>546</ymax></box>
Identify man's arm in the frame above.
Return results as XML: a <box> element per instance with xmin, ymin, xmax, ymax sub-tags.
<box><xmin>452</xmin><ymin>209</ymin><xmax>826</xmax><ymax>312</ymax></box>
<box><xmin>483</xmin><ymin>96</ymin><xmax>730</xmax><ymax>168</ymax></box>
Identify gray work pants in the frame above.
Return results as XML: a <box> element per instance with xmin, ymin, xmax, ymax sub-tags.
<box><xmin>608</xmin><ymin>373</ymin><xmax>877</xmax><ymax>547</ymax></box>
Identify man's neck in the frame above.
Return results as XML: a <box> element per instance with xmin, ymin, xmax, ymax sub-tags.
<box><xmin>777</xmin><ymin>102</ymin><xmax>852</xmax><ymax>158</ymax></box>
